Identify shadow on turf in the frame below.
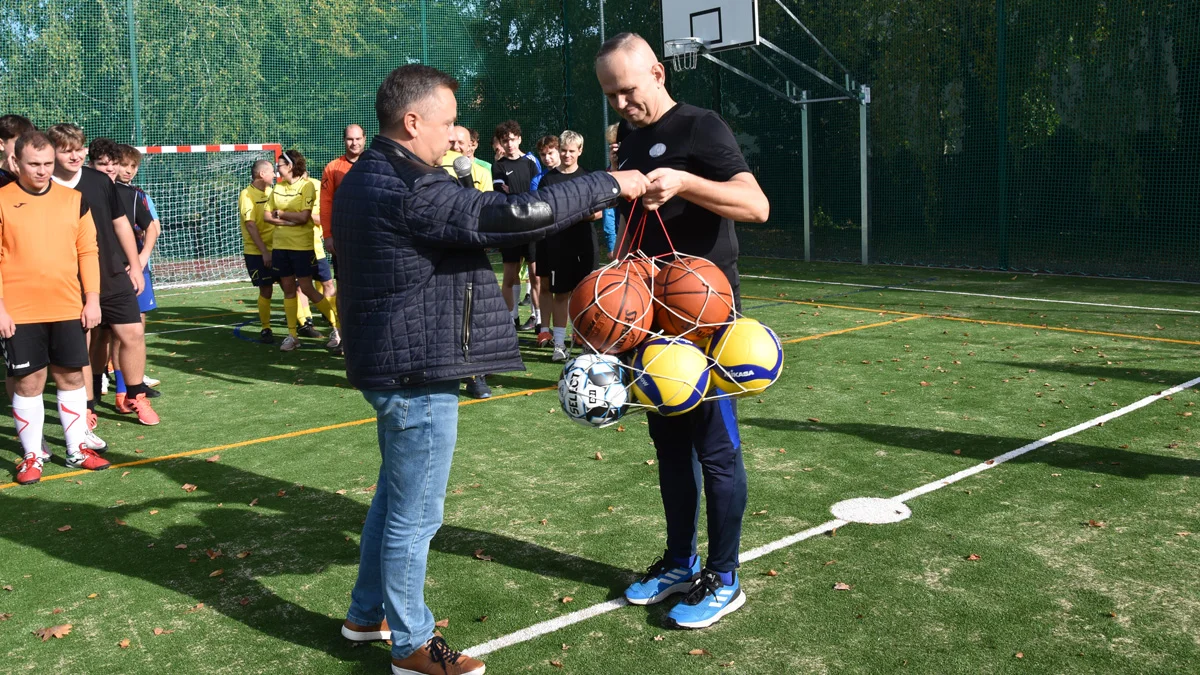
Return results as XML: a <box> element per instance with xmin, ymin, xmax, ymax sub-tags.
<box><xmin>742</xmin><ymin>419</ymin><xmax>1200</xmax><ymax>478</ymax></box>
<box><xmin>0</xmin><ymin>454</ymin><xmax>634</xmax><ymax>662</ymax></box>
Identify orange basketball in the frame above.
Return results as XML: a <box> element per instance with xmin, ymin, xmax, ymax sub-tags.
<box><xmin>614</xmin><ymin>257</ymin><xmax>658</xmax><ymax>288</ymax></box>
<box><xmin>653</xmin><ymin>257</ymin><xmax>735</xmax><ymax>339</ymax></box>
<box><xmin>569</xmin><ymin>268</ymin><xmax>654</xmax><ymax>354</ymax></box>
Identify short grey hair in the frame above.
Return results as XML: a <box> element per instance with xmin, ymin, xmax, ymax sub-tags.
<box><xmin>376</xmin><ymin>64</ymin><xmax>459</xmax><ymax>133</ymax></box>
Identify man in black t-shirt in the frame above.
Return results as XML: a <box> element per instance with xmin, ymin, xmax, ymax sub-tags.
<box><xmin>596</xmin><ymin>32</ymin><xmax>770</xmax><ymax>631</ymax></box>
<box><xmin>491</xmin><ymin>120</ymin><xmax>544</xmax><ymax>332</ymax></box>
<box><xmin>48</xmin><ymin>126</ymin><xmax>159</xmax><ymax>431</ymax></box>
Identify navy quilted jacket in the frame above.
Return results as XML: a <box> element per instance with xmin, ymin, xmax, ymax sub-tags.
<box><xmin>333</xmin><ymin>136</ymin><xmax>622</xmax><ymax>390</ymax></box>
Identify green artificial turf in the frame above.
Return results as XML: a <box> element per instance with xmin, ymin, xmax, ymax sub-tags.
<box><xmin>1</xmin><ymin>262</ymin><xmax>1197</xmax><ymax>673</ymax></box>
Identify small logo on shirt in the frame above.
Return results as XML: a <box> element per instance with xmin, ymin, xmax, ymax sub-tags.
<box><xmin>506</xmin><ymin>170</ymin><xmax>514</xmax><ymax>176</ymax></box>
<box><xmin>649</xmin><ymin>143</ymin><xmax>667</xmax><ymax>158</ymax></box>
<box><xmin>12</xmin><ymin>203</ymin><xmax>26</xmax><ymax>208</ymax></box>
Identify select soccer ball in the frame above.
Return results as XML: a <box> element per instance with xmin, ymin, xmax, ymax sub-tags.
<box><xmin>630</xmin><ymin>337</ymin><xmax>710</xmax><ymax>416</ymax></box>
<box><xmin>707</xmin><ymin>317</ymin><xmax>783</xmax><ymax>395</ymax></box>
<box><xmin>558</xmin><ymin>354</ymin><xmax>629</xmax><ymax>428</ymax></box>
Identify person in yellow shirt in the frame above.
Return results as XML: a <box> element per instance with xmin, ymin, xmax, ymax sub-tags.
<box><xmin>292</xmin><ymin>169</ymin><xmax>340</xmax><ymax>352</ymax></box>
<box><xmin>239</xmin><ymin>160</ymin><xmax>277</xmax><ymax>344</ymax></box>
<box><xmin>263</xmin><ymin>150</ymin><xmax>339</xmax><ymax>352</ymax></box>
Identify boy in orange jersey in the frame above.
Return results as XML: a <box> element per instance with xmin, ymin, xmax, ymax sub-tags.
<box><xmin>0</xmin><ymin>131</ymin><xmax>109</xmax><ymax>484</ymax></box>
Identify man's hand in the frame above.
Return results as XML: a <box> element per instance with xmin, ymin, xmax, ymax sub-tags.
<box><xmin>127</xmin><ymin>265</ymin><xmax>145</xmax><ymax>295</ymax></box>
<box><xmin>81</xmin><ymin>296</ymin><xmax>101</xmax><ymax>330</ymax></box>
<box><xmin>611</xmin><ymin>170</ymin><xmax>652</xmax><ymax>201</ymax></box>
<box><xmin>642</xmin><ymin>168</ymin><xmax>688</xmax><ymax>211</ymax></box>
<box><xmin>263</xmin><ymin>251</ymin><xmax>273</xmax><ymax>269</ymax></box>
<box><xmin>0</xmin><ymin>310</ymin><xmax>14</xmax><ymax>339</ymax></box>
<box><xmin>323</xmin><ymin>236</ymin><xmax>335</xmax><ymax>255</ymax></box>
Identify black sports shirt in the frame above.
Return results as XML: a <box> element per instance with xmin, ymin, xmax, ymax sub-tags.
<box><xmin>491</xmin><ymin>155</ymin><xmax>539</xmax><ymax>195</ymax></box>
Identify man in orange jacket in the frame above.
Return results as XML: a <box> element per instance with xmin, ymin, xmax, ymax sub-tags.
<box><xmin>319</xmin><ymin>124</ymin><xmax>365</xmax><ymax>269</ymax></box>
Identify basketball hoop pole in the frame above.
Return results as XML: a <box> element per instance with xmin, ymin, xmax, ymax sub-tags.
<box><xmin>859</xmin><ymin>83</ymin><xmax>871</xmax><ymax>266</ymax></box>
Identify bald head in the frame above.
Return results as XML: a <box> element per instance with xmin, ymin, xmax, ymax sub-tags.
<box><xmin>344</xmin><ymin>124</ymin><xmax>365</xmax><ymax>159</ymax></box>
<box><xmin>451</xmin><ymin>125</ymin><xmax>472</xmax><ymax>157</ymax></box>
<box><xmin>251</xmin><ymin>159</ymin><xmax>275</xmax><ymax>188</ymax></box>
<box><xmin>595</xmin><ymin>32</ymin><xmax>674</xmax><ymax>128</ymax></box>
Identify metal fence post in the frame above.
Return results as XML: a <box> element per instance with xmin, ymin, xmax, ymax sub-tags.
<box><xmin>860</xmin><ymin>84</ymin><xmax>870</xmax><ymax>266</ymax></box>
<box><xmin>125</xmin><ymin>0</ymin><xmax>142</xmax><ymax>144</ymax></box>
<box><xmin>802</xmin><ymin>90</ymin><xmax>811</xmax><ymax>262</ymax></box>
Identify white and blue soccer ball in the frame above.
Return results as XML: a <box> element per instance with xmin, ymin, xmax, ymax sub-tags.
<box><xmin>558</xmin><ymin>354</ymin><xmax>629</xmax><ymax>428</ymax></box>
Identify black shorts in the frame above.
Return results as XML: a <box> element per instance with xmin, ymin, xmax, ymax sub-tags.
<box><xmin>273</xmin><ymin>248</ymin><xmax>317</xmax><ymax>279</ymax></box>
<box><xmin>2</xmin><ymin>320</ymin><xmax>90</xmax><ymax>377</ymax></box>
<box><xmin>499</xmin><ymin>244</ymin><xmax>534</xmax><ymax>265</ymax></box>
<box><xmin>312</xmin><ymin>254</ymin><xmax>333</xmax><ymax>283</ymax></box>
<box><xmin>99</xmin><ymin>272</ymin><xmax>142</xmax><ymax>326</ymax></box>
<box><xmin>537</xmin><ymin>223</ymin><xmax>596</xmax><ymax>294</ymax></box>
<box><xmin>245</xmin><ymin>254</ymin><xmax>278</xmax><ymax>287</ymax></box>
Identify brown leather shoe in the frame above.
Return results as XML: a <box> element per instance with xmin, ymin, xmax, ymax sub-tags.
<box><xmin>391</xmin><ymin>635</ymin><xmax>485</xmax><ymax>675</ymax></box>
<box><xmin>341</xmin><ymin>617</ymin><xmax>391</xmax><ymax>642</ymax></box>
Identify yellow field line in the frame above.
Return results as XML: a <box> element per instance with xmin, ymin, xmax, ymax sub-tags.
<box><xmin>782</xmin><ymin>315</ymin><xmax>925</xmax><ymax>344</ymax></box>
<box><xmin>0</xmin><ymin>387</ymin><xmax>555</xmax><ymax>491</ymax></box>
<box><xmin>744</xmin><ymin>295</ymin><xmax>1200</xmax><ymax>346</ymax></box>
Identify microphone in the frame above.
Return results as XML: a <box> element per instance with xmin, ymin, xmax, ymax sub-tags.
<box><xmin>452</xmin><ymin>155</ymin><xmax>475</xmax><ymax>189</ymax></box>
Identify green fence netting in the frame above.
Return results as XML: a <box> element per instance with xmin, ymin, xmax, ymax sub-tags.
<box><xmin>3</xmin><ymin>1</ymin><xmax>1196</xmax><ymax>281</ymax></box>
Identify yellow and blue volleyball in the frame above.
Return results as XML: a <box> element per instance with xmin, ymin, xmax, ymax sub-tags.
<box><xmin>706</xmin><ymin>318</ymin><xmax>783</xmax><ymax>395</ymax></box>
<box><xmin>631</xmin><ymin>337</ymin><xmax>710</xmax><ymax>416</ymax></box>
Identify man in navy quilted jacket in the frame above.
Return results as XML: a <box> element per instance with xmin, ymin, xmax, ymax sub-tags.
<box><xmin>332</xmin><ymin>64</ymin><xmax>649</xmax><ymax>675</ymax></box>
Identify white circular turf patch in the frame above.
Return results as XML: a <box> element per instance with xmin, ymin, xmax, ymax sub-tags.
<box><xmin>830</xmin><ymin>497</ymin><xmax>911</xmax><ymax>524</ymax></box>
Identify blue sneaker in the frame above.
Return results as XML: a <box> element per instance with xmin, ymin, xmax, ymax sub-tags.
<box><xmin>666</xmin><ymin>569</ymin><xmax>745</xmax><ymax>629</ymax></box>
<box><xmin>624</xmin><ymin>553</ymin><xmax>701</xmax><ymax>606</ymax></box>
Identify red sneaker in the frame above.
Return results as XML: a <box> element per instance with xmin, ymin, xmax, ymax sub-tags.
<box><xmin>114</xmin><ymin>392</ymin><xmax>130</xmax><ymax>413</ymax></box>
<box><xmin>129</xmin><ymin>394</ymin><xmax>160</xmax><ymax>426</ymax></box>
<box><xmin>86</xmin><ymin>409</ymin><xmax>99</xmax><ymax>431</ymax></box>
<box><xmin>66</xmin><ymin>447</ymin><xmax>110</xmax><ymax>471</ymax></box>
<box><xmin>16</xmin><ymin>453</ymin><xmax>45</xmax><ymax>484</ymax></box>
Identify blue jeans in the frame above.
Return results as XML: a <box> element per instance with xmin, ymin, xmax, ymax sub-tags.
<box><xmin>346</xmin><ymin>381</ymin><xmax>460</xmax><ymax>659</ymax></box>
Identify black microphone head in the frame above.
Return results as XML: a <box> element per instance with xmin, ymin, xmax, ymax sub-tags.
<box><xmin>452</xmin><ymin>155</ymin><xmax>473</xmax><ymax>178</ymax></box>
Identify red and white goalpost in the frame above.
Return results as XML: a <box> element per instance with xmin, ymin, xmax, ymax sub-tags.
<box><xmin>133</xmin><ymin>143</ymin><xmax>282</xmax><ymax>289</ymax></box>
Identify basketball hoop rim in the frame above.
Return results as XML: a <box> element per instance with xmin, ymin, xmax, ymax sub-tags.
<box><xmin>665</xmin><ymin>37</ymin><xmax>705</xmax><ymax>72</ymax></box>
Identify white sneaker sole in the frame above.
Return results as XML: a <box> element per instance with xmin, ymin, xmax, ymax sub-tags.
<box><xmin>393</xmin><ymin>664</ymin><xmax>485</xmax><ymax>675</ymax></box>
<box><xmin>670</xmin><ymin>589</ymin><xmax>746</xmax><ymax>629</ymax></box>
<box><xmin>625</xmin><ymin>579</ymin><xmax>697</xmax><ymax>606</ymax></box>
<box><xmin>340</xmin><ymin>624</ymin><xmax>391</xmax><ymax>642</ymax></box>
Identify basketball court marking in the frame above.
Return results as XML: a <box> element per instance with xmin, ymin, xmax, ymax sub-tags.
<box><xmin>464</xmin><ymin>373</ymin><xmax>1200</xmax><ymax>657</ymax></box>
<box><xmin>742</xmin><ymin>273</ymin><xmax>1200</xmax><ymax>315</ymax></box>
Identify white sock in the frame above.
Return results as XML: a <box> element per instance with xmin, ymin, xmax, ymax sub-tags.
<box><xmin>534</xmin><ymin>308</ymin><xmax>542</xmax><ymax>324</ymax></box>
<box><xmin>56</xmin><ymin>387</ymin><xmax>88</xmax><ymax>455</ymax></box>
<box><xmin>510</xmin><ymin>302</ymin><xmax>520</xmax><ymax>320</ymax></box>
<box><xmin>521</xmin><ymin>282</ymin><xmax>530</xmax><ymax>298</ymax></box>
<box><xmin>12</xmin><ymin>393</ymin><xmax>46</xmax><ymax>458</ymax></box>
<box><xmin>552</xmin><ymin>327</ymin><xmax>567</xmax><ymax>347</ymax></box>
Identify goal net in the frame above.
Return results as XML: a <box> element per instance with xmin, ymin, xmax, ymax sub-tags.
<box><xmin>134</xmin><ymin>144</ymin><xmax>282</xmax><ymax>289</ymax></box>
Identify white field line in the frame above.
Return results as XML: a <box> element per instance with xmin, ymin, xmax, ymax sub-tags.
<box><xmin>741</xmin><ymin>273</ymin><xmax>1200</xmax><ymax>315</ymax></box>
<box><xmin>156</xmin><ymin>282</ymin><xmax>243</xmax><ymax>297</ymax></box>
<box><xmin>464</xmin><ymin>374</ymin><xmax>1200</xmax><ymax>658</ymax></box>
<box><xmin>147</xmin><ymin>322</ymin><xmax>242</xmax><ymax>337</ymax></box>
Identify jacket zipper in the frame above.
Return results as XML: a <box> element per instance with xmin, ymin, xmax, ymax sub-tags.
<box><xmin>461</xmin><ymin>282</ymin><xmax>473</xmax><ymax>360</ymax></box>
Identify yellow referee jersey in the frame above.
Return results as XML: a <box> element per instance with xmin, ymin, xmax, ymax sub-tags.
<box><xmin>267</xmin><ymin>178</ymin><xmax>316</xmax><ymax>251</ymax></box>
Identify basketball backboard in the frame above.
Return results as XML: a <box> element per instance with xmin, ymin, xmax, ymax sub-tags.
<box><xmin>662</xmin><ymin>0</ymin><xmax>760</xmax><ymax>56</ymax></box>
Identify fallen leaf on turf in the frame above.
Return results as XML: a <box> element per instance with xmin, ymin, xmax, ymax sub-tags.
<box><xmin>152</xmin><ymin>627</ymin><xmax>174</xmax><ymax>635</ymax></box>
<box><xmin>549</xmin><ymin>660</ymin><xmax>564</xmax><ymax>668</ymax></box>
<box><xmin>239</xmin><ymin>597</ymin><xmax>251</xmax><ymax>606</ymax></box>
<box><xmin>653</xmin><ymin>635</ymin><xmax>665</xmax><ymax>641</ymax></box>
<box><xmin>1051</xmin><ymin>473</ymin><xmax>1061</xmax><ymax>477</ymax></box>
<box><xmin>434</xmin><ymin>619</ymin><xmax>449</xmax><ymax>628</ymax></box>
<box><xmin>121</xmin><ymin>471</ymin><xmax>131</xmax><ymax>478</ymax></box>
<box><xmin>473</xmin><ymin>549</ymin><xmax>493</xmax><ymax>562</ymax></box>
<box><xmin>594</xmin><ymin>452</ymin><xmax>603</xmax><ymax>460</ymax></box>
<box><xmin>87</xmin><ymin>593</ymin><xmax>97</xmax><ymax>599</ymax></box>
<box><xmin>363</xmin><ymin>485</ymin><xmax>377</xmax><ymax>493</ymax></box>
<box><xmin>1015</xmin><ymin>652</ymin><xmax>1024</xmax><ymax>659</ymax></box>
<box><xmin>0</xmin><ymin>613</ymin><xmax>11</xmax><ymax>620</ymax></box>
<box><xmin>688</xmin><ymin>649</ymin><xmax>710</xmax><ymax>656</ymax></box>
<box><xmin>967</xmin><ymin>554</ymin><xmax>981</xmax><ymax>561</ymax></box>
<box><xmin>51</xmin><ymin>608</ymin><xmax>63</xmax><ymax>615</ymax></box>
<box><xmin>114</xmin><ymin>518</ymin><xmax>127</xmax><ymax>526</ymax></box>
<box><xmin>248</xmin><ymin>499</ymin><xmax>258</xmax><ymax>507</ymax></box>
<box><xmin>1086</xmin><ymin>520</ymin><xmax>1107</xmax><ymax>528</ymax></box>
<box><xmin>807</xmin><ymin>418</ymin><xmax>820</xmax><ymax>423</ymax></box>
<box><xmin>186</xmin><ymin>603</ymin><xmax>205</xmax><ymax>612</ymax></box>
<box><xmin>209</xmin><ymin>569</ymin><xmax>223</xmax><ymax>577</ymax></box>
<box><xmin>205</xmin><ymin>549</ymin><xmax>222</xmax><ymax>560</ymax></box>
<box><xmin>920</xmin><ymin>381</ymin><xmax>930</xmax><ymax>386</ymax></box>
<box><xmin>476</xmin><ymin>615</ymin><xmax>488</xmax><ymax>622</ymax></box>
<box><xmin>118</xmin><ymin>638</ymin><xmax>130</xmax><ymax>648</ymax></box>
<box><xmin>833</xmin><ymin>582</ymin><xmax>852</xmax><ymax>591</ymax></box>
<box><xmin>181</xmin><ymin>483</ymin><xmax>198</xmax><ymax>493</ymax></box>
<box><xmin>2</xmin><ymin>585</ymin><xmax>12</xmax><ymax>591</ymax></box>
<box><xmin>175</xmin><ymin>544</ymin><xmax>188</xmax><ymax>550</ymax></box>
<box><xmin>953</xmin><ymin>449</ymin><xmax>962</xmax><ymax>455</ymax></box>
<box><xmin>985</xmin><ymin>460</ymin><xmax>995</xmax><ymax>465</ymax></box>
<box><xmin>778</xmin><ymin>448</ymin><xmax>786</xmax><ymax>454</ymax></box>
<box><xmin>645</xmin><ymin>460</ymin><xmax>655</xmax><ymax>465</ymax></box>
<box><xmin>561</xmin><ymin>597</ymin><xmax>573</xmax><ymax>603</ymax></box>
<box><xmin>135</xmin><ymin>449</ymin><xmax>143</xmax><ymax>454</ymax></box>
<box><xmin>276</xmin><ymin>490</ymin><xmax>286</xmax><ymax>497</ymax></box>
<box><xmin>149</xmin><ymin>510</ymin><xmax>159</xmax><ymax>515</ymax></box>
<box><xmin>34</xmin><ymin>624</ymin><xmax>71</xmax><ymax>641</ymax></box>
<box><xmin>1108</xmin><ymin>612</ymin><xmax>1117</xmax><ymax>618</ymax></box>
<box><xmin>57</xmin><ymin>525</ymin><xmax>72</xmax><ymax>532</ymax></box>
<box><xmin>720</xmin><ymin>662</ymin><xmax>735</xmax><ymax>668</ymax></box>
<box><xmin>766</xmin><ymin>569</ymin><xmax>779</xmax><ymax>577</ymax></box>
<box><xmin>206</xmin><ymin>455</ymin><xmax>220</xmax><ymax>463</ymax></box>
<box><xmin>335</xmin><ymin>489</ymin><xmax>347</xmax><ymax>495</ymax></box>
<box><xmin>1177</xmin><ymin>532</ymin><xmax>1191</xmax><ymax>537</ymax></box>
<box><xmin>823</xmin><ymin>560</ymin><xmax>836</xmax><ymax>566</ymax></box>
<box><xmin>539</xmin><ymin>519</ymin><xmax>548</xmax><ymax>525</ymax></box>
<box><xmin>751</xmin><ymin>509</ymin><xmax>768</xmax><ymax>515</ymax></box>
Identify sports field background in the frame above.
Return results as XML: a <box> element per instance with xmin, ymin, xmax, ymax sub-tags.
<box><xmin>1</xmin><ymin>258</ymin><xmax>1197</xmax><ymax>673</ymax></box>
<box><xmin>2</xmin><ymin>0</ymin><xmax>1197</xmax><ymax>279</ymax></box>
